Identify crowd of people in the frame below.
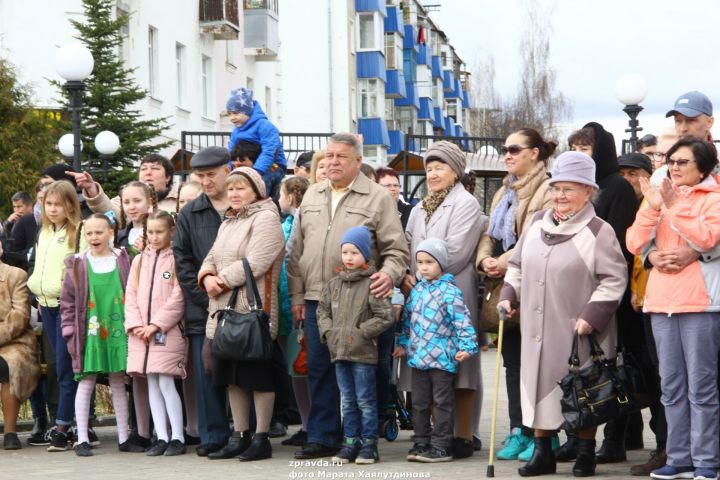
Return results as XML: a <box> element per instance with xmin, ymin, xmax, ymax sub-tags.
<box><xmin>0</xmin><ymin>88</ymin><xmax>718</xmax><ymax>479</ymax></box>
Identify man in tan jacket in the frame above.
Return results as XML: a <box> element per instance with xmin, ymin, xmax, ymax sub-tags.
<box><xmin>287</xmin><ymin>133</ymin><xmax>409</xmax><ymax>459</ymax></box>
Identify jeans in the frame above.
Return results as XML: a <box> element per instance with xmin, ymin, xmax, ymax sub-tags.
<box><xmin>260</xmin><ymin>168</ymin><xmax>284</xmax><ymax>202</ymax></box>
<box><xmin>305</xmin><ymin>301</ymin><xmax>341</xmax><ymax>447</ymax></box>
<box><xmin>41</xmin><ymin>306</ymin><xmax>77</xmax><ymax>426</ymax></box>
<box><xmin>335</xmin><ymin>361</ymin><xmax>378</xmax><ymax>442</ymax></box>
<box><xmin>28</xmin><ymin>379</ymin><xmax>48</xmax><ymax>420</ymax></box>
<box><xmin>375</xmin><ymin>323</ymin><xmax>395</xmax><ymax>424</ymax></box>
<box><xmin>189</xmin><ymin>334</ymin><xmax>230</xmax><ymax>445</ymax></box>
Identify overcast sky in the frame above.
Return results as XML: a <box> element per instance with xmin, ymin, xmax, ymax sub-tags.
<box><xmin>434</xmin><ymin>0</ymin><xmax>719</xmax><ymax>146</ymax></box>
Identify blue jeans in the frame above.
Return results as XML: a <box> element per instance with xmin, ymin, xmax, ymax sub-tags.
<box><xmin>41</xmin><ymin>306</ymin><xmax>77</xmax><ymax>426</ymax></box>
<box><xmin>28</xmin><ymin>379</ymin><xmax>48</xmax><ymax>420</ymax></box>
<box><xmin>189</xmin><ymin>334</ymin><xmax>230</xmax><ymax>445</ymax></box>
<box><xmin>305</xmin><ymin>301</ymin><xmax>341</xmax><ymax>447</ymax></box>
<box><xmin>260</xmin><ymin>168</ymin><xmax>284</xmax><ymax>202</ymax></box>
<box><xmin>335</xmin><ymin>361</ymin><xmax>378</xmax><ymax>442</ymax></box>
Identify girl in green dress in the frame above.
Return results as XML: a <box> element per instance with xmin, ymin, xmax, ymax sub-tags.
<box><xmin>60</xmin><ymin>214</ymin><xmax>144</xmax><ymax>456</ymax></box>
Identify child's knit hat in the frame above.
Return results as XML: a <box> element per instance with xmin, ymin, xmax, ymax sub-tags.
<box><xmin>226</xmin><ymin>88</ymin><xmax>254</xmax><ymax>115</ymax></box>
<box><xmin>341</xmin><ymin>226</ymin><xmax>371</xmax><ymax>261</ymax></box>
<box><xmin>416</xmin><ymin>238</ymin><xmax>449</xmax><ymax>271</ymax></box>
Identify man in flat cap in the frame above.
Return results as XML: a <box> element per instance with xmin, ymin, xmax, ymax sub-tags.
<box><xmin>173</xmin><ymin>146</ymin><xmax>232</xmax><ymax>456</ymax></box>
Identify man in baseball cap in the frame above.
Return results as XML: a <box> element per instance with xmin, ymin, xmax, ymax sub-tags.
<box><xmin>665</xmin><ymin>91</ymin><xmax>714</xmax><ymax>141</ymax></box>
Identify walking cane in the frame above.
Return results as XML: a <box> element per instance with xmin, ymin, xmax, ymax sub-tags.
<box><xmin>486</xmin><ymin>305</ymin><xmax>507</xmax><ymax>478</ymax></box>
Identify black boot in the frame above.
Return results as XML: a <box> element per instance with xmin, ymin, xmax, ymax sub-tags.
<box><xmin>238</xmin><ymin>433</ymin><xmax>272</xmax><ymax>462</ymax></box>
<box><xmin>555</xmin><ymin>432</ymin><xmax>579</xmax><ymax>462</ymax></box>
<box><xmin>518</xmin><ymin>437</ymin><xmax>556</xmax><ymax>477</ymax></box>
<box><xmin>573</xmin><ymin>438</ymin><xmax>597</xmax><ymax>477</ymax></box>
<box><xmin>596</xmin><ymin>418</ymin><xmax>627</xmax><ymax>463</ymax></box>
<box><xmin>208</xmin><ymin>431</ymin><xmax>251</xmax><ymax>459</ymax></box>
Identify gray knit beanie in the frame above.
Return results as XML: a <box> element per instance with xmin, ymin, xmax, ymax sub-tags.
<box><xmin>423</xmin><ymin>140</ymin><xmax>466</xmax><ymax>179</ymax></box>
<box><xmin>416</xmin><ymin>238</ymin><xmax>449</xmax><ymax>271</ymax></box>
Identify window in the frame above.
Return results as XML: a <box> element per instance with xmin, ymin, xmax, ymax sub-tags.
<box><xmin>398</xmin><ymin>107</ymin><xmax>416</xmax><ymax>135</ymax></box>
<box><xmin>201</xmin><ymin>55</ymin><xmax>212</xmax><ymax>116</ymax></box>
<box><xmin>358</xmin><ymin>79</ymin><xmax>384</xmax><ymax>118</ymax></box>
<box><xmin>148</xmin><ymin>26</ymin><xmax>159</xmax><ymax>96</ymax></box>
<box><xmin>246</xmin><ymin>77</ymin><xmax>254</xmax><ymax>92</ymax></box>
<box><xmin>358</xmin><ymin>12</ymin><xmax>381</xmax><ymax>50</ymax></box>
<box><xmin>351</xmin><ymin>86</ymin><xmax>357</xmax><ymax>123</ymax></box>
<box><xmin>385</xmin><ymin>99</ymin><xmax>396</xmax><ymax>130</ymax></box>
<box><xmin>244</xmin><ymin>0</ymin><xmax>278</xmax><ymax>13</ymax></box>
<box><xmin>446</xmin><ymin>98</ymin><xmax>458</xmax><ymax>121</ymax></box>
<box><xmin>176</xmin><ymin>43</ymin><xmax>186</xmax><ymax>106</ymax></box>
<box><xmin>265</xmin><ymin>86</ymin><xmax>272</xmax><ymax>119</ymax></box>
<box><xmin>117</xmin><ymin>7</ymin><xmax>130</xmax><ymax>64</ymax></box>
<box><xmin>225</xmin><ymin>41</ymin><xmax>236</xmax><ymax>68</ymax></box>
<box><xmin>432</xmin><ymin>78</ymin><xmax>442</xmax><ymax>105</ymax></box>
<box><xmin>384</xmin><ymin>33</ymin><xmax>402</xmax><ymax>70</ymax></box>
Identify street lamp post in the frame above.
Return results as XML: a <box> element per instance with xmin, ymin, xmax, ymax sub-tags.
<box><xmin>58</xmin><ymin>133</ymin><xmax>81</xmax><ymax>164</ymax></box>
<box><xmin>95</xmin><ymin>131</ymin><xmax>121</xmax><ymax>180</ymax></box>
<box><xmin>615</xmin><ymin>74</ymin><xmax>648</xmax><ymax>154</ymax></box>
<box><xmin>54</xmin><ymin>44</ymin><xmax>94</xmax><ymax>172</ymax></box>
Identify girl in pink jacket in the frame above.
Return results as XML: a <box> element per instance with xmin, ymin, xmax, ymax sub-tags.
<box><xmin>125</xmin><ymin>210</ymin><xmax>187</xmax><ymax>457</ymax></box>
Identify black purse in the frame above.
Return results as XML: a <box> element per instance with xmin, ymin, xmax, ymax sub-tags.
<box><xmin>211</xmin><ymin>259</ymin><xmax>273</xmax><ymax>363</ymax></box>
<box><xmin>559</xmin><ymin>333</ymin><xmax>635</xmax><ymax>432</ymax></box>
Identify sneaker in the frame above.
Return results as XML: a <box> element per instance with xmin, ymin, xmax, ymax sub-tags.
<box><xmin>47</xmin><ymin>429</ymin><xmax>70</xmax><ymax>452</ymax></box>
<box><xmin>497</xmin><ymin>428</ymin><xmax>533</xmax><ymax>460</ymax></box>
<box><xmin>415</xmin><ymin>445</ymin><xmax>453</xmax><ymax>463</ymax></box>
<box><xmin>87</xmin><ymin>427</ymin><xmax>100</xmax><ymax>447</ymax></box>
<box><xmin>407</xmin><ymin>442</ymin><xmax>431</xmax><ymax>462</ymax></box>
<box><xmin>74</xmin><ymin>442</ymin><xmax>93</xmax><ymax>457</ymax></box>
<box><xmin>4</xmin><ymin>432</ymin><xmax>21</xmax><ymax>450</ymax></box>
<box><xmin>282</xmin><ymin>429</ymin><xmax>307</xmax><ymax>447</ymax></box>
<box><xmin>695</xmin><ymin>469</ymin><xmax>719</xmax><ymax>480</ymax></box>
<box><xmin>164</xmin><ymin>439</ymin><xmax>186</xmax><ymax>456</ymax></box>
<box><xmin>118</xmin><ymin>439</ymin><xmax>147</xmax><ymax>453</ymax></box>
<box><xmin>146</xmin><ymin>440</ymin><xmax>169</xmax><ymax>457</ymax></box>
<box><xmin>32</xmin><ymin>425</ymin><xmax>56</xmax><ymax>447</ymax></box>
<box><xmin>331</xmin><ymin>438</ymin><xmax>360</xmax><ymax>464</ymax></box>
<box><xmin>518</xmin><ymin>434</ymin><xmax>560</xmax><ymax>462</ymax></box>
<box><xmin>355</xmin><ymin>441</ymin><xmax>379</xmax><ymax>465</ymax></box>
<box><xmin>650</xmin><ymin>465</ymin><xmax>695</xmax><ymax>480</ymax></box>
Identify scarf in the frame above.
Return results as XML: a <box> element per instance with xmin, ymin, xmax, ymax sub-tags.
<box><xmin>486</xmin><ymin>177</ymin><xmax>518</xmax><ymax>251</ymax></box>
<box><xmin>422</xmin><ymin>184</ymin><xmax>454</xmax><ymax>224</ymax></box>
<box><xmin>552</xmin><ymin>209</ymin><xmax>577</xmax><ymax>224</ymax></box>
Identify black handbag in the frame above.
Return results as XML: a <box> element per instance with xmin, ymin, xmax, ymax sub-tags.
<box><xmin>559</xmin><ymin>333</ymin><xmax>635</xmax><ymax>432</ymax></box>
<box><xmin>211</xmin><ymin>259</ymin><xmax>273</xmax><ymax>362</ymax></box>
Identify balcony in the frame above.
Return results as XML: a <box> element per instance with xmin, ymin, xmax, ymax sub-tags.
<box><xmin>244</xmin><ymin>0</ymin><xmax>280</xmax><ymax>58</ymax></box>
<box><xmin>199</xmin><ymin>0</ymin><xmax>240</xmax><ymax>40</ymax></box>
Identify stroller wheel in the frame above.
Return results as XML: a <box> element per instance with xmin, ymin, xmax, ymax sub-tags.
<box><xmin>383</xmin><ymin>419</ymin><xmax>399</xmax><ymax>442</ymax></box>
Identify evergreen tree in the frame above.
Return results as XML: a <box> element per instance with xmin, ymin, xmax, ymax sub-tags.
<box><xmin>54</xmin><ymin>0</ymin><xmax>172</xmax><ymax>174</ymax></box>
<box><xmin>0</xmin><ymin>58</ymin><xmax>60</xmax><ymax>217</ymax></box>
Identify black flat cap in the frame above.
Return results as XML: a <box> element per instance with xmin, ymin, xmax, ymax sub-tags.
<box><xmin>618</xmin><ymin>153</ymin><xmax>652</xmax><ymax>176</ymax></box>
<box><xmin>191</xmin><ymin>146</ymin><xmax>231</xmax><ymax>169</ymax></box>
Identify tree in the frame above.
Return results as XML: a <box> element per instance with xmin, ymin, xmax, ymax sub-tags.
<box><xmin>468</xmin><ymin>0</ymin><xmax>571</xmax><ymax>140</ymax></box>
<box><xmin>53</xmin><ymin>0</ymin><xmax>172</xmax><ymax>176</ymax></box>
<box><xmin>0</xmin><ymin>58</ymin><xmax>60</xmax><ymax>217</ymax></box>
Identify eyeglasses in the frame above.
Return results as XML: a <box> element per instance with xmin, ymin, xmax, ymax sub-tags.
<box><xmin>550</xmin><ymin>186</ymin><xmax>582</xmax><ymax>197</ymax></box>
<box><xmin>652</xmin><ymin>152</ymin><xmax>667</xmax><ymax>162</ymax></box>
<box><xmin>666</xmin><ymin>157</ymin><xmax>695</xmax><ymax>168</ymax></box>
<box><xmin>501</xmin><ymin>145</ymin><xmax>532</xmax><ymax>156</ymax></box>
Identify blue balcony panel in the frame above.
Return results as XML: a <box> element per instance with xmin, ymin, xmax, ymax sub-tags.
<box><xmin>385</xmin><ymin>69</ymin><xmax>407</xmax><ymax>99</ymax></box>
<box><xmin>443</xmin><ymin>70</ymin><xmax>455</xmax><ymax>92</ymax></box>
<box><xmin>383</xmin><ymin>6</ymin><xmax>402</xmax><ymax>33</ymax></box>
<box><xmin>403</xmin><ymin>25</ymin><xmax>418</xmax><ymax>51</ymax></box>
<box><xmin>445</xmin><ymin>77</ymin><xmax>462</xmax><ymax>99</ymax></box>
<box><xmin>462</xmin><ymin>89</ymin><xmax>470</xmax><ymax>108</ymax></box>
<box><xmin>355</xmin><ymin>0</ymin><xmax>386</xmax><ymax>15</ymax></box>
<box><xmin>358</xmin><ymin>118</ymin><xmax>390</xmax><ymax>147</ymax></box>
<box><xmin>402</xmin><ymin>49</ymin><xmax>416</xmax><ymax>82</ymax></box>
<box><xmin>432</xmin><ymin>107</ymin><xmax>443</xmax><ymax>128</ymax></box>
<box><xmin>455</xmin><ymin>125</ymin><xmax>463</xmax><ymax>138</ymax></box>
<box><xmin>431</xmin><ymin>56</ymin><xmax>442</xmax><ymax>79</ymax></box>
<box><xmin>463</xmin><ymin>132</ymin><xmax>470</xmax><ymax>151</ymax></box>
<box><xmin>357</xmin><ymin>52</ymin><xmax>387</xmax><ymax>82</ymax></box>
<box><xmin>417</xmin><ymin>44</ymin><xmax>429</xmax><ymax>65</ymax></box>
<box><xmin>395</xmin><ymin>81</ymin><xmax>420</xmax><ymax>109</ymax></box>
<box><xmin>388</xmin><ymin>130</ymin><xmax>405</xmax><ymax>154</ymax></box>
<box><xmin>418</xmin><ymin>98</ymin><xmax>433</xmax><ymax>120</ymax></box>
<box><xmin>443</xmin><ymin>116</ymin><xmax>453</xmax><ymax>135</ymax></box>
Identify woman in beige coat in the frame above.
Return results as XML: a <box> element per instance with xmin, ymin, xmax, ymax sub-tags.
<box><xmin>401</xmin><ymin>141</ymin><xmax>484</xmax><ymax>458</ymax></box>
<box><xmin>198</xmin><ymin>167</ymin><xmax>284</xmax><ymax>462</ymax></box>
<box><xmin>475</xmin><ymin>128</ymin><xmax>556</xmax><ymax>461</ymax></box>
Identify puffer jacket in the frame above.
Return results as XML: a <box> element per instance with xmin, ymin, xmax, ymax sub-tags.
<box><xmin>125</xmin><ymin>245</ymin><xmax>187</xmax><ymax>378</ymax></box>
<box><xmin>198</xmin><ymin>198</ymin><xmax>284</xmax><ymax>340</ymax></box>
<box><xmin>60</xmin><ymin>249</ymin><xmax>131</xmax><ymax>374</ymax></box>
<box><xmin>317</xmin><ymin>263</ymin><xmax>393</xmax><ymax>365</ymax></box>
<box><xmin>27</xmin><ymin>225</ymin><xmax>76</xmax><ymax>308</ymax></box>
<box><xmin>627</xmin><ymin>173</ymin><xmax>720</xmax><ymax>314</ymax></box>
<box><xmin>227</xmin><ymin>101</ymin><xmax>287</xmax><ymax>173</ymax></box>
<box><xmin>399</xmin><ymin>273</ymin><xmax>478</xmax><ymax>373</ymax></box>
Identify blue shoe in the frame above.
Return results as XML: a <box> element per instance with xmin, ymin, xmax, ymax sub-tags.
<box><xmin>650</xmin><ymin>464</ymin><xmax>695</xmax><ymax>480</ymax></box>
<box><xmin>331</xmin><ymin>437</ymin><xmax>360</xmax><ymax>464</ymax></box>
<box><xmin>496</xmin><ymin>428</ymin><xmax>533</xmax><ymax>460</ymax></box>
<box><xmin>694</xmin><ymin>468</ymin><xmax>719</xmax><ymax>480</ymax></box>
<box><xmin>518</xmin><ymin>435</ymin><xmax>559</xmax><ymax>462</ymax></box>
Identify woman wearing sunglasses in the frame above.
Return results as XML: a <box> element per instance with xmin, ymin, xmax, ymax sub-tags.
<box><xmin>627</xmin><ymin>138</ymin><xmax>720</xmax><ymax>480</ymax></box>
<box><xmin>476</xmin><ymin>128</ymin><xmax>557</xmax><ymax>462</ymax></box>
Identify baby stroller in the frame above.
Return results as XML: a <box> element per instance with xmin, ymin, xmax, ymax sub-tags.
<box><xmin>379</xmin><ymin>348</ymin><xmax>413</xmax><ymax>441</ymax></box>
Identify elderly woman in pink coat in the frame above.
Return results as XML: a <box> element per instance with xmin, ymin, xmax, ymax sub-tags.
<box><xmin>401</xmin><ymin>141</ymin><xmax>485</xmax><ymax>458</ymax></box>
<box><xmin>498</xmin><ymin>152</ymin><xmax>627</xmax><ymax>477</ymax></box>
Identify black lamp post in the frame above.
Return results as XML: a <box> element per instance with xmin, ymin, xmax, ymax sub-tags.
<box><xmin>615</xmin><ymin>74</ymin><xmax>648</xmax><ymax>154</ymax></box>
<box><xmin>95</xmin><ymin>131</ymin><xmax>121</xmax><ymax>180</ymax></box>
<box><xmin>54</xmin><ymin>44</ymin><xmax>94</xmax><ymax>172</ymax></box>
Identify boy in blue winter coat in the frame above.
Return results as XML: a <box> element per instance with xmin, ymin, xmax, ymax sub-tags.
<box><xmin>226</xmin><ymin>88</ymin><xmax>286</xmax><ymax>199</ymax></box>
<box><xmin>393</xmin><ymin>238</ymin><xmax>478</xmax><ymax>463</ymax></box>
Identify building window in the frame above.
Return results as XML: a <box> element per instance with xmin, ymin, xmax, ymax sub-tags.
<box><xmin>176</xmin><ymin>43</ymin><xmax>186</xmax><ymax>106</ymax></box>
<box><xmin>244</xmin><ymin>0</ymin><xmax>278</xmax><ymax>13</ymax></box>
<box><xmin>351</xmin><ymin>86</ymin><xmax>357</xmax><ymax>123</ymax></box>
<box><xmin>246</xmin><ymin>77</ymin><xmax>254</xmax><ymax>91</ymax></box>
<box><xmin>265</xmin><ymin>86</ymin><xmax>272</xmax><ymax>119</ymax></box>
<box><xmin>201</xmin><ymin>55</ymin><xmax>212</xmax><ymax>116</ymax></box>
<box><xmin>385</xmin><ymin>99</ymin><xmax>396</xmax><ymax>130</ymax></box>
<box><xmin>446</xmin><ymin>98</ymin><xmax>458</xmax><ymax>121</ymax></box>
<box><xmin>358</xmin><ymin>78</ymin><xmax>384</xmax><ymax>118</ymax></box>
<box><xmin>148</xmin><ymin>26</ymin><xmax>159</xmax><ymax>96</ymax></box>
<box><xmin>384</xmin><ymin>33</ymin><xmax>402</xmax><ymax>70</ymax></box>
<box><xmin>398</xmin><ymin>107</ymin><xmax>416</xmax><ymax>135</ymax></box>
<box><xmin>117</xmin><ymin>7</ymin><xmax>130</xmax><ymax>64</ymax></box>
<box><xmin>358</xmin><ymin>12</ymin><xmax>381</xmax><ymax>51</ymax></box>
<box><xmin>225</xmin><ymin>41</ymin><xmax>236</xmax><ymax>68</ymax></box>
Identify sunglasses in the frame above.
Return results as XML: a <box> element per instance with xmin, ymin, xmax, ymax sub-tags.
<box><xmin>501</xmin><ymin>145</ymin><xmax>532</xmax><ymax>156</ymax></box>
<box><xmin>666</xmin><ymin>158</ymin><xmax>695</xmax><ymax>168</ymax></box>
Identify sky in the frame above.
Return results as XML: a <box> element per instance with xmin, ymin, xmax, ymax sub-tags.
<box><xmin>434</xmin><ymin>0</ymin><xmax>719</xmax><ymax>148</ymax></box>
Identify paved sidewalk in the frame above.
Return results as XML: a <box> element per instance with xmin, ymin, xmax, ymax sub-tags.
<box><xmin>1</xmin><ymin>350</ymin><xmax>658</xmax><ymax>479</ymax></box>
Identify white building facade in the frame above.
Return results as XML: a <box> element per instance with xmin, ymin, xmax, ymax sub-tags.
<box><xmin>0</xmin><ymin>0</ymin><xmax>282</xmax><ymax>159</ymax></box>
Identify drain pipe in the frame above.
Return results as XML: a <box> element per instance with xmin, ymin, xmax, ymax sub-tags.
<box><xmin>327</xmin><ymin>0</ymin><xmax>334</xmax><ymax>132</ymax></box>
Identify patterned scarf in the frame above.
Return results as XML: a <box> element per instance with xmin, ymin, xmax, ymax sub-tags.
<box><xmin>487</xmin><ymin>177</ymin><xmax>518</xmax><ymax>251</ymax></box>
<box><xmin>422</xmin><ymin>184</ymin><xmax>455</xmax><ymax>224</ymax></box>
<box><xmin>552</xmin><ymin>209</ymin><xmax>577</xmax><ymax>224</ymax></box>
